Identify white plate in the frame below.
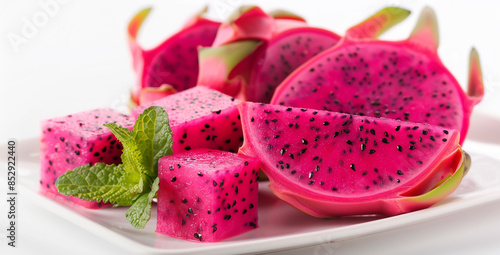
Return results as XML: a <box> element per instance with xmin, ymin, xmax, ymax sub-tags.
<box><xmin>10</xmin><ymin>138</ymin><xmax>500</xmax><ymax>255</ymax></box>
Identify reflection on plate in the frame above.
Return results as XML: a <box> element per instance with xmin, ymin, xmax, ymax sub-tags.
<box><xmin>11</xmin><ymin>138</ymin><xmax>500</xmax><ymax>255</ymax></box>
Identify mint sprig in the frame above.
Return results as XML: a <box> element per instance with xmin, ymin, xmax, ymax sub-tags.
<box><xmin>55</xmin><ymin>106</ymin><xmax>172</xmax><ymax>229</ymax></box>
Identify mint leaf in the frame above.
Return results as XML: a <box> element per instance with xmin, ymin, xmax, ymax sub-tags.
<box><xmin>104</xmin><ymin>123</ymin><xmax>147</xmax><ymax>185</ymax></box>
<box><xmin>55</xmin><ymin>163</ymin><xmax>141</xmax><ymax>206</ymax></box>
<box><xmin>130</xmin><ymin>106</ymin><xmax>173</xmax><ymax>178</ymax></box>
<box><xmin>126</xmin><ymin>177</ymin><xmax>160</xmax><ymax>229</ymax></box>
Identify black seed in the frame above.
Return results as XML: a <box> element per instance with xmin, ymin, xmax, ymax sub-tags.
<box><xmin>382</xmin><ymin>138</ymin><xmax>389</xmax><ymax>144</ymax></box>
<box><xmin>443</xmin><ymin>130</ymin><xmax>449</xmax><ymax>134</ymax></box>
<box><xmin>302</xmin><ymin>139</ymin><xmax>308</xmax><ymax>145</ymax></box>
<box><xmin>369</xmin><ymin>149</ymin><xmax>376</xmax><ymax>154</ymax></box>
<box><xmin>171</xmin><ymin>177</ymin><xmax>177</xmax><ymax>182</ymax></box>
<box><xmin>409</xmin><ymin>146</ymin><xmax>416</xmax><ymax>150</ymax></box>
<box><xmin>422</xmin><ymin>130</ymin><xmax>428</xmax><ymax>135</ymax></box>
<box><xmin>280</xmin><ymin>148</ymin><xmax>285</xmax><ymax>155</ymax></box>
<box><xmin>188</xmin><ymin>208</ymin><xmax>193</xmax><ymax>214</ymax></box>
<box><xmin>430</xmin><ymin>136</ymin><xmax>435</xmax><ymax>141</ymax></box>
<box><xmin>350</xmin><ymin>164</ymin><xmax>356</xmax><ymax>171</ymax></box>
<box><xmin>323</xmin><ymin>121</ymin><xmax>330</xmax><ymax>126</ymax></box>
<box><xmin>346</xmin><ymin>140</ymin><xmax>353</xmax><ymax>145</ymax></box>
<box><xmin>442</xmin><ymin>138</ymin><xmax>448</xmax><ymax>142</ymax></box>
<box><xmin>182</xmin><ymin>219</ymin><xmax>186</xmax><ymax>225</ymax></box>
<box><xmin>213</xmin><ymin>181</ymin><xmax>217</xmax><ymax>187</ymax></box>
<box><xmin>397</xmin><ymin>170</ymin><xmax>404</xmax><ymax>175</ymax></box>
<box><xmin>219</xmin><ymin>179</ymin><xmax>225</xmax><ymax>187</ymax></box>
<box><xmin>395</xmin><ymin>125</ymin><xmax>401</xmax><ymax>131</ymax></box>
<box><xmin>361</xmin><ymin>144</ymin><xmax>366</xmax><ymax>151</ymax></box>
<box><xmin>370</xmin><ymin>129</ymin><xmax>376</xmax><ymax>135</ymax></box>
<box><xmin>309</xmin><ymin>172</ymin><xmax>314</xmax><ymax>179</ymax></box>
<box><xmin>198</xmin><ymin>172</ymin><xmax>203</xmax><ymax>177</ymax></box>
<box><xmin>93</xmin><ymin>152</ymin><xmax>100</xmax><ymax>157</ymax></box>
<box><xmin>182</xmin><ymin>132</ymin><xmax>187</xmax><ymax>139</ymax></box>
<box><xmin>182</xmin><ymin>198</ymin><xmax>188</xmax><ymax>203</ymax></box>
<box><xmin>397</xmin><ymin>145</ymin><xmax>403</xmax><ymax>152</ymax></box>
<box><xmin>249</xmin><ymin>203</ymin><xmax>254</xmax><ymax>208</ymax></box>
<box><xmin>185</xmin><ymin>146</ymin><xmax>191</xmax><ymax>151</ymax></box>
<box><xmin>332</xmin><ymin>187</ymin><xmax>338</xmax><ymax>191</ymax></box>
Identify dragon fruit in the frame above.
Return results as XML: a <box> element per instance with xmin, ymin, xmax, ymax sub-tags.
<box><xmin>128</xmin><ymin>7</ymin><xmax>221</xmax><ymax>105</ymax></box>
<box><xmin>238</xmin><ymin>102</ymin><xmax>469</xmax><ymax>217</ymax></box>
<box><xmin>132</xmin><ymin>86</ymin><xmax>243</xmax><ymax>153</ymax></box>
<box><xmin>199</xmin><ymin>6</ymin><xmax>339</xmax><ymax>102</ymax></box>
<box><xmin>271</xmin><ymin>7</ymin><xmax>484</xmax><ymax>145</ymax></box>
<box><xmin>245</xmin><ymin>27</ymin><xmax>340</xmax><ymax>103</ymax></box>
<box><xmin>40</xmin><ymin>108</ymin><xmax>134</xmax><ymax>209</ymax></box>
<box><xmin>157</xmin><ymin>148</ymin><xmax>259</xmax><ymax>242</ymax></box>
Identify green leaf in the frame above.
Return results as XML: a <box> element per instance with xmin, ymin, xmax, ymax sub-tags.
<box><xmin>131</xmin><ymin>106</ymin><xmax>173</xmax><ymax>178</ymax></box>
<box><xmin>104</xmin><ymin>122</ymin><xmax>147</xmax><ymax>193</ymax></box>
<box><xmin>55</xmin><ymin>163</ymin><xmax>141</xmax><ymax>206</ymax></box>
<box><xmin>126</xmin><ymin>177</ymin><xmax>160</xmax><ymax>229</ymax></box>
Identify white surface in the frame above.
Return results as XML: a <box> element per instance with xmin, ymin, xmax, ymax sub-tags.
<box><xmin>3</xmin><ymin>139</ymin><xmax>500</xmax><ymax>255</ymax></box>
<box><xmin>1</xmin><ymin>0</ymin><xmax>500</xmax><ymax>254</ymax></box>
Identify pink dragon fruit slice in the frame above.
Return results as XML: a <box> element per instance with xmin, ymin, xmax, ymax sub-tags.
<box><xmin>157</xmin><ymin>148</ymin><xmax>259</xmax><ymax>242</ymax></box>
<box><xmin>40</xmin><ymin>108</ymin><xmax>134</xmax><ymax>209</ymax></box>
<box><xmin>271</xmin><ymin>7</ymin><xmax>484</xmax><ymax>145</ymax></box>
<box><xmin>128</xmin><ymin>7</ymin><xmax>221</xmax><ymax>105</ymax></box>
<box><xmin>238</xmin><ymin>102</ymin><xmax>468</xmax><ymax>217</ymax></box>
<box><xmin>245</xmin><ymin>27</ymin><xmax>340</xmax><ymax>103</ymax></box>
<box><xmin>132</xmin><ymin>86</ymin><xmax>243</xmax><ymax>153</ymax></box>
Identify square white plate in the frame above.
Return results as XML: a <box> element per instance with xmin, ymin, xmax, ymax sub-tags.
<box><xmin>10</xmin><ymin>138</ymin><xmax>500</xmax><ymax>255</ymax></box>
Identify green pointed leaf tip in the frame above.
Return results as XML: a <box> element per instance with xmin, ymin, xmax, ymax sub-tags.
<box><xmin>129</xmin><ymin>106</ymin><xmax>173</xmax><ymax>178</ymax></box>
<box><xmin>55</xmin><ymin>163</ymin><xmax>141</xmax><ymax>206</ymax></box>
<box><xmin>409</xmin><ymin>6</ymin><xmax>439</xmax><ymax>49</ymax></box>
<box><xmin>199</xmin><ymin>40</ymin><xmax>260</xmax><ymax>74</ymax></box>
<box><xmin>126</xmin><ymin>177</ymin><xmax>160</xmax><ymax>229</ymax></box>
<box><xmin>468</xmin><ymin>48</ymin><xmax>484</xmax><ymax>101</ymax></box>
<box><xmin>104</xmin><ymin>123</ymin><xmax>147</xmax><ymax>185</ymax></box>
<box><xmin>348</xmin><ymin>7</ymin><xmax>410</xmax><ymax>39</ymax></box>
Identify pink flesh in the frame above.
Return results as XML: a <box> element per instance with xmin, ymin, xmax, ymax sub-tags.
<box><xmin>247</xmin><ymin>27</ymin><xmax>340</xmax><ymax>103</ymax></box>
<box><xmin>138</xmin><ymin>19</ymin><xmax>220</xmax><ymax>91</ymax></box>
<box><xmin>272</xmin><ymin>40</ymin><xmax>472</xmax><ymax>144</ymax></box>
<box><xmin>40</xmin><ymin>108</ymin><xmax>134</xmax><ymax>209</ymax></box>
<box><xmin>238</xmin><ymin>102</ymin><xmax>461</xmax><ymax>216</ymax></box>
<box><xmin>132</xmin><ymin>87</ymin><xmax>243</xmax><ymax>153</ymax></box>
<box><xmin>157</xmin><ymin>148</ymin><xmax>259</xmax><ymax>242</ymax></box>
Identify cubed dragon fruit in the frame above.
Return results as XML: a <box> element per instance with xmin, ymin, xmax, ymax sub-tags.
<box><xmin>40</xmin><ymin>108</ymin><xmax>134</xmax><ymax>209</ymax></box>
<box><xmin>156</xmin><ymin>148</ymin><xmax>259</xmax><ymax>242</ymax></box>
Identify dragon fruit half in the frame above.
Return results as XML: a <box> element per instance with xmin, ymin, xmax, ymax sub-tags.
<box><xmin>239</xmin><ymin>102</ymin><xmax>469</xmax><ymax>217</ymax></box>
<box><xmin>271</xmin><ymin>7</ymin><xmax>484</xmax><ymax>145</ymax></box>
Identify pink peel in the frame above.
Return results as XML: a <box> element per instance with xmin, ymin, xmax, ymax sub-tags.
<box><xmin>212</xmin><ymin>6</ymin><xmax>274</xmax><ymax>47</ymax></box>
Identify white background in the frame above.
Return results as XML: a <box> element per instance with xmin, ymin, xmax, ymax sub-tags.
<box><xmin>1</xmin><ymin>0</ymin><xmax>500</xmax><ymax>254</ymax></box>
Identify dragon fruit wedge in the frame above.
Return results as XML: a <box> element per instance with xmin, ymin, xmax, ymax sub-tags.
<box><xmin>239</xmin><ymin>102</ymin><xmax>469</xmax><ymax>217</ymax></box>
<box><xmin>128</xmin><ymin>7</ymin><xmax>221</xmax><ymax>106</ymax></box>
<box><xmin>157</xmin><ymin>148</ymin><xmax>259</xmax><ymax>242</ymax></box>
<box><xmin>271</xmin><ymin>7</ymin><xmax>484</xmax><ymax>145</ymax></box>
<box><xmin>40</xmin><ymin>108</ymin><xmax>134</xmax><ymax>209</ymax></box>
<box><xmin>132</xmin><ymin>86</ymin><xmax>243</xmax><ymax>153</ymax></box>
